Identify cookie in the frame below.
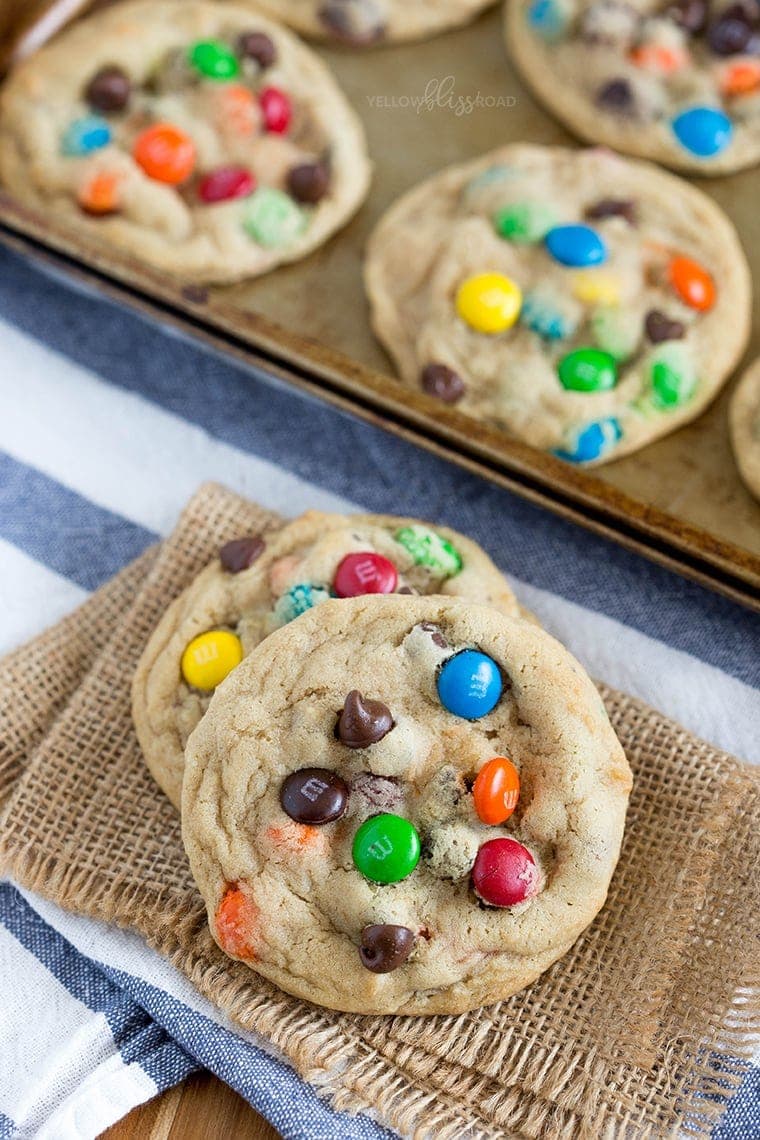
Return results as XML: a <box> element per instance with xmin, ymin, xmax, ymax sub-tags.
<box><xmin>132</xmin><ymin>511</ymin><xmax>526</xmax><ymax>809</ymax></box>
<box><xmin>0</xmin><ymin>1</ymin><xmax>370</xmax><ymax>282</ymax></box>
<box><xmin>729</xmin><ymin>356</ymin><xmax>760</xmax><ymax>501</ymax></box>
<box><xmin>182</xmin><ymin>595</ymin><xmax>631</xmax><ymax>1015</ymax></box>
<box><xmin>250</xmin><ymin>1</ymin><xmax>496</xmax><ymax>45</ymax></box>
<box><xmin>506</xmin><ymin>0</ymin><xmax>760</xmax><ymax>175</ymax></box>
<box><xmin>365</xmin><ymin>143</ymin><xmax>751</xmax><ymax>464</ymax></box>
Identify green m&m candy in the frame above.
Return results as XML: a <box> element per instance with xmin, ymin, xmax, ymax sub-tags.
<box><xmin>244</xmin><ymin>188</ymin><xmax>306</xmax><ymax>248</ymax></box>
<box><xmin>651</xmin><ymin>345</ymin><xmax>697</xmax><ymax>410</ymax></box>
<box><xmin>352</xmin><ymin>814</ymin><xmax>421</xmax><ymax>884</ymax></box>
<box><xmin>557</xmin><ymin>347</ymin><xmax>618</xmax><ymax>393</ymax></box>
<box><xmin>188</xmin><ymin>40</ymin><xmax>239</xmax><ymax>80</ymax></box>
<box><xmin>493</xmin><ymin>201</ymin><xmax>556</xmax><ymax>244</ymax></box>
<box><xmin>395</xmin><ymin>525</ymin><xmax>462</xmax><ymax>577</ymax></box>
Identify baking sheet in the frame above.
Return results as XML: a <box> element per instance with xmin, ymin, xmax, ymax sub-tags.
<box><xmin>1</xmin><ymin>1</ymin><xmax>758</xmax><ymax>603</ymax></box>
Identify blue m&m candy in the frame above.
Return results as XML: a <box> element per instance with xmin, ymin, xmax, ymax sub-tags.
<box><xmin>61</xmin><ymin>115</ymin><xmax>112</xmax><ymax>156</ymax></box>
<box><xmin>554</xmin><ymin>417</ymin><xmax>623</xmax><ymax>464</ymax></box>
<box><xmin>437</xmin><ymin>650</ymin><xmax>503</xmax><ymax>720</ymax></box>
<box><xmin>527</xmin><ymin>0</ymin><xmax>569</xmax><ymax>41</ymax></box>
<box><xmin>545</xmin><ymin>224</ymin><xmax>607</xmax><ymax>268</ymax></box>
<box><xmin>671</xmin><ymin>107</ymin><xmax>733</xmax><ymax>158</ymax></box>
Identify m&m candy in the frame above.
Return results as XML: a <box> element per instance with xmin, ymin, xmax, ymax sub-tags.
<box><xmin>471</xmin><ymin>838</ymin><xmax>540</xmax><ymax>907</ymax></box>
<box><xmin>651</xmin><ymin>345</ymin><xmax>697</xmax><ymax>409</ymax></box>
<box><xmin>557</xmin><ymin>347</ymin><xmax>618</xmax><ymax>393</ymax></box>
<box><xmin>334</xmin><ymin>552</ymin><xmax>398</xmax><ymax>597</ymax></box>
<box><xmin>671</xmin><ymin>106</ymin><xmax>733</xmax><ymax>158</ymax></box>
<box><xmin>527</xmin><ymin>0</ymin><xmax>570</xmax><ymax>40</ymax></box>
<box><xmin>280</xmin><ymin>768</ymin><xmax>349</xmax><ymax>824</ymax></box>
<box><xmin>271</xmin><ymin>582</ymin><xmax>331</xmax><ymax>627</ymax></box>
<box><xmin>493</xmin><ymin>201</ymin><xmax>556</xmax><ymax>244</ymax></box>
<box><xmin>668</xmin><ymin>255</ymin><xmax>716</xmax><ymax>311</ymax></box>
<box><xmin>215</xmin><ymin>884</ymin><xmax>257</xmax><ymax>959</ymax></box>
<box><xmin>260</xmin><ymin>86</ymin><xmax>292</xmax><ymax>134</ymax></box>
<box><xmin>198</xmin><ymin>166</ymin><xmax>256</xmax><ymax>204</ymax></box>
<box><xmin>85</xmin><ymin>66</ymin><xmax>131</xmax><ymax>113</ymax></box>
<box><xmin>61</xmin><ymin>116</ymin><xmax>111</xmax><ymax>156</ymax></box>
<box><xmin>545</xmin><ymin>224</ymin><xmax>607</xmax><ymax>268</ymax></box>
<box><xmin>571</xmin><ymin>269</ymin><xmax>620</xmax><ymax>307</ymax></box>
<box><xmin>472</xmin><ymin>757</ymin><xmax>521</xmax><ymax>825</ymax></box>
<box><xmin>554</xmin><ymin>417</ymin><xmax>623</xmax><ymax>463</ymax></box>
<box><xmin>244</xmin><ymin>188</ymin><xmax>305</xmax><ymax>247</ymax></box>
<box><xmin>359</xmin><ymin>924</ymin><xmax>415</xmax><ymax>973</ymax></box>
<box><xmin>395</xmin><ymin>526</ymin><xmax>462</xmax><ymax>576</ymax></box>
<box><xmin>437</xmin><ymin>650</ymin><xmax>503</xmax><ymax>720</ymax></box>
<box><xmin>352</xmin><ymin>814</ymin><xmax>421</xmax><ymax>883</ymax></box>
<box><xmin>456</xmin><ymin>273</ymin><xmax>523</xmax><ymax>334</ymax></box>
<box><xmin>77</xmin><ymin>170</ymin><xmax>121</xmax><ymax>215</ymax></box>
<box><xmin>188</xmin><ymin>39</ymin><xmax>240</xmax><ymax>80</ymax></box>
<box><xmin>181</xmin><ymin>629</ymin><xmax>243</xmax><ymax>690</ymax></box>
<box><xmin>520</xmin><ymin>291</ymin><xmax>577</xmax><ymax>341</ymax></box>
<box><xmin>133</xmin><ymin>123</ymin><xmax>195</xmax><ymax>184</ymax></box>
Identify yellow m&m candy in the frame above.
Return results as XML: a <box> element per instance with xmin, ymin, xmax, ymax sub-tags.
<box><xmin>181</xmin><ymin>630</ymin><xmax>243</xmax><ymax>691</ymax></box>
<box><xmin>571</xmin><ymin>269</ymin><xmax>621</xmax><ymax>307</ymax></box>
<box><xmin>456</xmin><ymin>273</ymin><xmax>522</xmax><ymax>334</ymax></box>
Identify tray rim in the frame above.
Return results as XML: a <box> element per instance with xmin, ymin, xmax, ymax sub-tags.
<box><xmin>0</xmin><ymin>189</ymin><xmax>758</xmax><ymax>612</ymax></box>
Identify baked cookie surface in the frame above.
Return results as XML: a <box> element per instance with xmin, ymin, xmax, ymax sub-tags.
<box><xmin>0</xmin><ymin>1</ymin><xmax>370</xmax><ymax>282</ymax></box>
<box><xmin>251</xmin><ymin>0</ymin><xmax>496</xmax><ymax>45</ymax></box>
<box><xmin>506</xmin><ymin>0</ymin><xmax>760</xmax><ymax>175</ymax></box>
<box><xmin>730</xmin><ymin>356</ymin><xmax>760</xmax><ymax>501</ymax></box>
<box><xmin>182</xmin><ymin>595</ymin><xmax>631</xmax><ymax>1015</ymax></box>
<box><xmin>132</xmin><ymin>511</ymin><xmax>524</xmax><ymax>809</ymax></box>
<box><xmin>365</xmin><ymin>144</ymin><xmax>751</xmax><ymax>464</ymax></box>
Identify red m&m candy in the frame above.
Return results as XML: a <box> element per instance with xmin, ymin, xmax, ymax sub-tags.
<box><xmin>472</xmin><ymin>757</ymin><xmax>520</xmax><ymax>825</ymax></box>
<box><xmin>134</xmin><ymin>123</ymin><xmax>195</xmax><ymax>184</ymax></box>
<box><xmin>334</xmin><ymin>552</ymin><xmax>398</xmax><ymax>597</ymax></box>
<box><xmin>471</xmin><ymin>838</ymin><xmax>540</xmax><ymax>907</ymax></box>
<box><xmin>260</xmin><ymin>86</ymin><xmax>292</xmax><ymax>133</ymax></box>
<box><xmin>198</xmin><ymin>165</ymin><xmax>256</xmax><ymax>204</ymax></box>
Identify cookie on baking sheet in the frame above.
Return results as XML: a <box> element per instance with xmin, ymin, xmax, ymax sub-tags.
<box><xmin>365</xmin><ymin>144</ymin><xmax>751</xmax><ymax>465</ymax></box>
<box><xmin>506</xmin><ymin>0</ymin><xmax>760</xmax><ymax>175</ymax></box>
<box><xmin>251</xmin><ymin>0</ymin><xmax>496</xmax><ymax>45</ymax></box>
<box><xmin>132</xmin><ymin>511</ymin><xmax>526</xmax><ymax>810</ymax></box>
<box><xmin>182</xmin><ymin>595</ymin><xmax>631</xmax><ymax>1015</ymax></box>
<box><xmin>730</xmin><ymin>357</ymin><xmax>760</xmax><ymax>501</ymax></box>
<box><xmin>0</xmin><ymin>1</ymin><xmax>370</xmax><ymax>283</ymax></box>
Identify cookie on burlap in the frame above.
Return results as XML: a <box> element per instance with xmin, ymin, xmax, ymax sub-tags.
<box><xmin>729</xmin><ymin>356</ymin><xmax>760</xmax><ymax>502</ymax></box>
<box><xmin>251</xmin><ymin>0</ymin><xmax>496</xmax><ymax>45</ymax></box>
<box><xmin>182</xmin><ymin>595</ymin><xmax>631</xmax><ymax>1015</ymax></box>
<box><xmin>0</xmin><ymin>1</ymin><xmax>370</xmax><ymax>282</ymax></box>
<box><xmin>506</xmin><ymin>0</ymin><xmax>760</xmax><ymax>175</ymax></box>
<box><xmin>133</xmin><ymin>511</ymin><xmax>525</xmax><ymax>809</ymax></box>
<box><xmin>365</xmin><ymin>143</ymin><xmax>751</xmax><ymax>464</ymax></box>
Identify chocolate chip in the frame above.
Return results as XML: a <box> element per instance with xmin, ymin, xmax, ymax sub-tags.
<box><xmin>708</xmin><ymin>5</ymin><xmax>755</xmax><ymax>54</ymax></box>
<box><xmin>585</xmin><ymin>198</ymin><xmax>637</xmax><ymax>225</ymax></box>
<box><xmin>595</xmin><ymin>78</ymin><xmax>635</xmax><ymax>113</ymax></box>
<box><xmin>337</xmin><ymin>691</ymin><xmax>393</xmax><ymax>748</ymax></box>
<box><xmin>287</xmin><ymin>162</ymin><xmax>330</xmax><ymax>204</ymax></box>
<box><xmin>85</xmin><ymin>66</ymin><xmax>131</xmax><ymax>113</ymax></box>
<box><xmin>219</xmin><ymin>535</ymin><xmax>265</xmax><ymax>573</ymax></box>
<box><xmin>397</xmin><ymin>586</ymin><xmax>417</xmax><ymax>595</ymax></box>
<box><xmin>237</xmin><ymin>31</ymin><xmax>277</xmax><ymax>67</ymax></box>
<box><xmin>420</xmin><ymin>622</ymin><xmax>448</xmax><ymax>649</ymax></box>
<box><xmin>421</xmin><ymin>363</ymin><xmax>465</xmax><ymax>404</ymax></box>
<box><xmin>645</xmin><ymin>309</ymin><xmax>686</xmax><ymax>344</ymax></box>
<box><xmin>280</xmin><ymin>768</ymin><xmax>348</xmax><ymax>824</ymax></box>
<box><xmin>318</xmin><ymin>1</ymin><xmax>387</xmax><ymax>45</ymax></box>
<box><xmin>666</xmin><ymin>0</ymin><xmax>708</xmax><ymax>33</ymax></box>
<box><xmin>359</xmin><ymin>924</ymin><xmax>415</xmax><ymax>973</ymax></box>
<box><xmin>181</xmin><ymin>284</ymin><xmax>209</xmax><ymax>304</ymax></box>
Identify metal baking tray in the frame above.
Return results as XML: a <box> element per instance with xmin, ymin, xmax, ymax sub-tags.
<box><xmin>1</xmin><ymin>1</ymin><xmax>758</xmax><ymax>608</ymax></box>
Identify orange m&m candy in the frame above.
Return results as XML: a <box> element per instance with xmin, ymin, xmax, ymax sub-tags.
<box><xmin>721</xmin><ymin>60</ymin><xmax>760</xmax><ymax>98</ymax></box>
<box><xmin>473</xmin><ymin>757</ymin><xmax>520</xmax><ymax>826</ymax></box>
<box><xmin>629</xmin><ymin>44</ymin><xmax>688</xmax><ymax>74</ymax></box>
<box><xmin>668</xmin><ymin>255</ymin><xmax>716</xmax><ymax>312</ymax></box>
<box><xmin>133</xmin><ymin>123</ymin><xmax>195</xmax><ymax>184</ymax></box>
<box><xmin>215</xmin><ymin>883</ymin><xmax>258</xmax><ymax>959</ymax></box>
<box><xmin>78</xmin><ymin>170</ymin><xmax>121</xmax><ymax>215</ymax></box>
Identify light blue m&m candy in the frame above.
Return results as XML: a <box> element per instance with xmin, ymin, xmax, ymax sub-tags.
<box><xmin>545</xmin><ymin>224</ymin><xmax>607</xmax><ymax>268</ymax></box>
<box><xmin>554</xmin><ymin>417</ymin><xmax>623</xmax><ymax>464</ymax></box>
<box><xmin>437</xmin><ymin>650</ymin><xmax>503</xmax><ymax>720</ymax></box>
<box><xmin>61</xmin><ymin>115</ymin><xmax>112</xmax><ymax>156</ymax></box>
<box><xmin>671</xmin><ymin>107</ymin><xmax>733</xmax><ymax>158</ymax></box>
<box><xmin>527</xmin><ymin>0</ymin><xmax>569</xmax><ymax>41</ymax></box>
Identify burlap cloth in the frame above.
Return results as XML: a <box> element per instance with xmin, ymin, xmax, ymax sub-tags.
<box><xmin>1</xmin><ymin>483</ymin><xmax>758</xmax><ymax>1140</ymax></box>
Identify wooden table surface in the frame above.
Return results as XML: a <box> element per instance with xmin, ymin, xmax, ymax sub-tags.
<box><xmin>102</xmin><ymin>1073</ymin><xmax>281</xmax><ymax>1140</ymax></box>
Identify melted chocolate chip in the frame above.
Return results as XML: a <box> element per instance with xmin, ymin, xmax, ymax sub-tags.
<box><xmin>280</xmin><ymin>768</ymin><xmax>348</xmax><ymax>824</ymax></box>
<box><xmin>397</xmin><ymin>586</ymin><xmax>417</xmax><ymax>595</ymax></box>
<box><xmin>337</xmin><ymin>691</ymin><xmax>393</xmax><ymax>748</ymax></box>
<box><xmin>85</xmin><ymin>66</ymin><xmax>131</xmax><ymax>113</ymax></box>
<box><xmin>237</xmin><ymin>31</ymin><xmax>277</xmax><ymax>67</ymax></box>
<box><xmin>420</xmin><ymin>622</ymin><xmax>448</xmax><ymax>649</ymax></box>
<box><xmin>287</xmin><ymin>162</ymin><xmax>330</xmax><ymax>204</ymax></box>
<box><xmin>645</xmin><ymin>309</ymin><xmax>686</xmax><ymax>344</ymax></box>
<box><xmin>220</xmin><ymin>535</ymin><xmax>265</xmax><ymax>573</ymax></box>
<box><xmin>708</xmin><ymin>4</ymin><xmax>756</xmax><ymax>54</ymax></box>
<box><xmin>585</xmin><ymin>198</ymin><xmax>637</xmax><ymax>225</ymax></box>
<box><xmin>318</xmin><ymin>1</ymin><xmax>387</xmax><ymax>45</ymax></box>
<box><xmin>359</xmin><ymin>924</ymin><xmax>415</xmax><ymax>973</ymax></box>
<box><xmin>666</xmin><ymin>0</ymin><xmax>708</xmax><ymax>33</ymax></box>
<box><xmin>421</xmin><ymin>363</ymin><xmax>466</xmax><ymax>404</ymax></box>
<box><xmin>595</xmin><ymin>77</ymin><xmax>635</xmax><ymax>113</ymax></box>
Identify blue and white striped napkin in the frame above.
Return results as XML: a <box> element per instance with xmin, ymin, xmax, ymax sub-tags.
<box><xmin>0</xmin><ymin>245</ymin><xmax>758</xmax><ymax>1138</ymax></box>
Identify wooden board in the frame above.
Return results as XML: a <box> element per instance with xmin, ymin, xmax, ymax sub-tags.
<box><xmin>1</xmin><ymin>1</ymin><xmax>758</xmax><ymax>608</ymax></box>
<box><xmin>101</xmin><ymin>1073</ymin><xmax>279</xmax><ymax>1140</ymax></box>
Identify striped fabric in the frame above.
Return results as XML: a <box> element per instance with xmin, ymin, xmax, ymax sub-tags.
<box><xmin>0</xmin><ymin>244</ymin><xmax>757</xmax><ymax>1138</ymax></box>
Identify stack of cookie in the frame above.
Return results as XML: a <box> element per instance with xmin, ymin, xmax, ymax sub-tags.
<box><xmin>133</xmin><ymin>512</ymin><xmax>631</xmax><ymax>1014</ymax></box>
